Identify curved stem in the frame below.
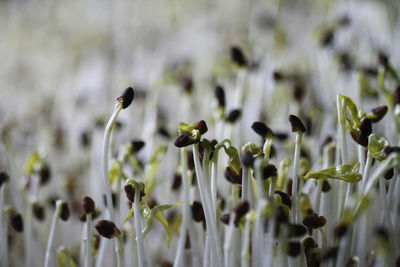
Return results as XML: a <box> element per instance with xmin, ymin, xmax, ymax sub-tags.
<box><xmin>102</xmin><ymin>103</ymin><xmax>122</xmax><ymax>221</ymax></box>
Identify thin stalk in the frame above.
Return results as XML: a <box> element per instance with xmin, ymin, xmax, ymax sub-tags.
<box><xmin>204</xmin><ymin>235</ymin><xmax>210</xmax><ymax>267</ymax></box>
<box><xmin>44</xmin><ymin>200</ymin><xmax>63</xmax><ymax>267</ymax></box>
<box><xmin>241</xmin><ymin>213</ymin><xmax>252</xmax><ymax>267</ymax></box>
<box><xmin>224</xmin><ymin>211</ymin><xmax>235</xmax><ymax>267</ymax></box>
<box><xmin>134</xmin><ymin>189</ymin><xmax>147</xmax><ymax>267</ymax></box>
<box><xmin>211</xmin><ymin>154</ymin><xmax>219</xmax><ymax>214</ymax></box>
<box><xmin>174</xmin><ymin>148</ymin><xmax>190</xmax><ymax>267</ymax></box>
<box><xmin>102</xmin><ymin>103</ymin><xmax>122</xmax><ymax>221</ymax></box>
<box><xmin>252</xmin><ymin>158</ymin><xmax>265</xmax><ymax>267</ymax></box>
<box><xmin>0</xmin><ymin>184</ymin><xmax>8</xmax><ymax>267</ymax></box>
<box><xmin>116</xmin><ymin>234</ymin><xmax>125</xmax><ymax>267</ymax></box>
<box><xmin>241</xmin><ymin>166</ymin><xmax>249</xmax><ymax>201</ymax></box>
<box><xmin>291</xmin><ymin>133</ymin><xmax>302</xmax><ymax>223</ymax></box>
<box><xmin>193</xmin><ymin>144</ymin><xmax>223</xmax><ymax>267</ymax></box>
<box><xmin>85</xmin><ymin>214</ymin><xmax>93</xmax><ymax>267</ymax></box>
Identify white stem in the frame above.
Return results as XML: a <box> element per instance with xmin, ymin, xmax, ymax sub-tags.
<box><xmin>253</xmin><ymin>159</ymin><xmax>265</xmax><ymax>267</ymax></box>
<box><xmin>0</xmin><ymin>184</ymin><xmax>8</xmax><ymax>267</ymax></box>
<box><xmin>193</xmin><ymin>144</ymin><xmax>223</xmax><ymax>267</ymax></box>
<box><xmin>204</xmin><ymin>235</ymin><xmax>210</xmax><ymax>267</ymax></box>
<box><xmin>241</xmin><ymin>214</ymin><xmax>252</xmax><ymax>267</ymax></box>
<box><xmin>116</xmin><ymin>235</ymin><xmax>125</xmax><ymax>267</ymax></box>
<box><xmin>211</xmin><ymin>154</ymin><xmax>219</xmax><ymax>214</ymax></box>
<box><xmin>44</xmin><ymin>200</ymin><xmax>63</xmax><ymax>267</ymax></box>
<box><xmin>85</xmin><ymin>214</ymin><xmax>93</xmax><ymax>267</ymax></box>
<box><xmin>134</xmin><ymin>190</ymin><xmax>148</xmax><ymax>267</ymax></box>
<box><xmin>174</xmin><ymin>148</ymin><xmax>190</xmax><ymax>267</ymax></box>
<box><xmin>291</xmin><ymin>133</ymin><xmax>302</xmax><ymax>223</ymax></box>
<box><xmin>361</xmin><ymin>154</ymin><xmax>372</xmax><ymax>193</ymax></box>
<box><xmin>241</xmin><ymin>166</ymin><xmax>249</xmax><ymax>201</ymax></box>
<box><xmin>102</xmin><ymin>103</ymin><xmax>122</xmax><ymax>221</ymax></box>
<box><xmin>224</xmin><ymin>214</ymin><xmax>235</xmax><ymax>267</ymax></box>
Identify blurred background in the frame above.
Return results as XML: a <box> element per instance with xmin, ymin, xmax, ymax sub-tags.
<box><xmin>1</xmin><ymin>0</ymin><xmax>400</xmax><ymax>265</ymax></box>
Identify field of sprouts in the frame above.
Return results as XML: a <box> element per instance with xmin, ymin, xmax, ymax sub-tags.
<box><xmin>1</xmin><ymin>0</ymin><xmax>400</xmax><ymax>266</ymax></box>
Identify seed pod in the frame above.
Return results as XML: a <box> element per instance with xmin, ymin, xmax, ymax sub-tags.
<box><xmin>224</xmin><ymin>167</ymin><xmax>242</xmax><ymax>184</ymax></box>
<box><xmin>233</xmin><ymin>201</ymin><xmax>249</xmax><ymax>226</ymax></box>
<box><xmin>275</xmin><ymin>191</ymin><xmax>292</xmax><ymax>207</ymax></box>
<box><xmin>394</xmin><ymin>87</ymin><xmax>400</xmax><ymax>105</ymax></box>
<box><xmin>117</xmin><ymin>87</ymin><xmax>134</xmax><ymax>109</ymax></box>
<box><xmin>226</xmin><ymin>109</ymin><xmax>241</xmax><ymax>123</ymax></box>
<box><xmin>174</xmin><ymin>131</ymin><xmax>197</xmax><ymax>148</ymax></box>
<box><xmin>241</xmin><ymin>152</ymin><xmax>255</xmax><ymax>168</ymax></box>
<box><xmin>303</xmin><ymin>213</ymin><xmax>325</xmax><ymax>229</ymax></box>
<box><xmin>288</xmin><ymin>241</ymin><xmax>301</xmax><ymax>257</ymax></box>
<box><xmin>32</xmin><ymin>202</ymin><xmax>45</xmax><ymax>221</ymax></box>
<box><xmin>288</xmin><ymin>115</ymin><xmax>306</xmax><ymax>133</ymax></box>
<box><xmin>251</xmin><ymin>122</ymin><xmax>273</xmax><ymax>138</ymax></box>
<box><xmin>302</xmin><ymin>237</ymin><xmax>316</xmax><ymax>253</ymax></box>
<box><xmin>384</xmin><ymin>168</ymin><xmax>394</xmax><ymax>180</ymax></box>
<box><xmin>10</xmin><ymin>212</ymin><xmax>24</xmax><ymax>232</ymax></box>
<box><xmin>230</xmin><ymin>46</ymin><xmax>247</xmax><ymax>67</ymax></box>
<box><xmin>288</xmin><ymin>223</ymin><xmax>307</xmax><ymax>237</ymax></box>
<box><xmin>191</xmin><ymin>201</ymin><xmax>205</xmax><ymax>222</ymax></box>
<box><xmin>95</xmin><ymin>220</ymin><xmax>119</xmax><ymax>239</ymax></box>
<box><xmin>214</xmin><ymin>85</ymin><xmax>226</xmax><ymax>107</ymax></box>
<box><xmin>333</xmin><ymin>223</ymin><xmax>348</xmax><ymax>238</ymax></box>
<box><xmin>384</xmin><ymin>146</ymin><xmax>400</xmax><ymax>156</ymax></box>
<box><xmin>378</xmin><ymin>52</ymin><xmax>389</xmax><ymax>68</ymax></box>
<box><xmin>322</xmin><ymin>180</ymin><xmax>331</xmax><ymax>192</ymax></box>
<box><xmin>321</xmin><ymin>29</ymin><xmax>334</xmax><ymax>47</ymax></box>
<box><xmin>180</xmin><ymin>76</ymin><xmax>193</xmax><ymax>94</ymax></box>
<box><xmin>82</xmin><ymin>196</ymin><xmax>95</xmax><ymax>215</ymax></box>
<box><xmin>371</xmin><ymin>106</ymin><xmax>388</xmax><ymax>123</ymax></box>
<box><xmin>39</xmin><ymin>163</ymin><xmax>51</xmax><ymax>185</ymax></box>
<box><xmin>0</xmin><ymin>171</ymin><xmax>9</xmax><ymax>187</ymax></box>
<box><xmin>194</xmin><ymin>120</ymin><xmax>208</xmax><ymax>135</ymax></box>
<box><xmin>131</xmin><ymin>140</ymin><xmax>145</xmax><ymax>153</ymax></box>
<box><xmin>359</xmin><ymin>118</ymin><xmax>372</xmax><ymax>138</ymax></box>
<box><xmin>171</xmin><ymin>173</ymin><xmax>182</xmax><ymax>190</ymax></box>
<box><xmin>220</xmin><ymin>213</ymin><xmax>230</xmax><ymax>225</ymax></box>
<box><xmin>60</xmin><ymin>202</ymin><xmax>70</xmax><ymax>221</ymax></box>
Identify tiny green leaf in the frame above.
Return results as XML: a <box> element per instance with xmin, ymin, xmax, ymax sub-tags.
<box><xmin>302</xmin><ymin>163</ymin><xmax>362</xmax><ymax>183</ymax></box>
<box><xmin>368</xmin><ymin>134</ymin><xmax>389</xmax><ymax>161</ymax></box>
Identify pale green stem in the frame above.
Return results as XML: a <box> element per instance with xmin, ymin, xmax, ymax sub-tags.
<box><xmin>193</xmin><ymin>144</ymin><xmax>223</xmax><ymax>267</ymax></box>
<box><xmin>134</xmin><ymin>189</ymin><xmax>147</xmax><ymax>267</ymax></box>
<box><xmin>291</xmin><ymin>133</ymin><xmax>302</xmax><ymax>223</ymax></box>
<box><xmin>174</xmin><ymin>148</ymin><xmax>189</xmax><ymax>267</ymax></box>
<box><xmin>102</xmin><ymin>103</ymin><xmax>122</xmax><ymax>221</ymax></box>
<box><xmin>241</xmin><ymin>213</ymin><xmax>252</xmax><ymax>267</ymax></box>
<box><xmin>44</xmin><ymin>200</ymin><xmax>63</xmax><ymax>267</ymax></box>
<box><xmin>85</xmin><ymin>214</ymin><xmax>92</xmax><ymax>267</ymax></box>
<box><xmin>0</xmin><ymin>184</ymin><xmax>8</xmax><ymax>267</ymax></box>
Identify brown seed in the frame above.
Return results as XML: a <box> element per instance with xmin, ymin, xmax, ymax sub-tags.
<box><xmin>288</xmin><ymin>241</ymin><xmax>301</xmax><ymax>257</ymax></box>
<box><xmin>288</xmin><ymin>115</ymin><xmax>306</xmax><ymax>133</ymax></box>
<box><xmin>226</xmin><ymin>109</ymin><xmax>241</xmax><ymax>123</ymax></box>
<box><xmin>224</xmin><ymin>167</ymin><xmax>242</xmax><ymax>185</ymax></box>
<box><xmin>171</xmin><ymin>173</ymin><xmax>182</xmax><ymax>190</ymax></box>
<box><xmin>233</xmin><ymin>201</ymin><xmax>249</xmax><ymax>226</ymax></box>
<box><xmin>191</xmin><ymin>201</ymin><xmax>205</xmax><ymax>222</ymax></box>
<box><xmin>60</xmin><ymin>202</ymin><xmax>70</xmax><ymax>221</ymax></box>
<box><xmin>214</xmin><ymin>85</ymin><xmax>226</xmax><ymax>107</ymax></box>
<box><xmin>39</xmin><ymin>163</ymin><xmax>51</xmax><ymax>185</ymax></box>
<box><xmin>32</xmin><ymin>203</ymin><xmax>45</xmax><ymax>221</ymax></box>
<box><xmin>194</xmin><ymin>120</ymin><xmax>208</xmax><ymax>135</ymax></box>
<box><xmin>230</xmin><ymin>46</ymin><xmax>247</xmax><ymax>67</ymax></box>
<box><xmin>10</xmin><ymin>213</ymin><xmax>24</xmax><ymax>232</ymax></box>
<box><xmin>174</xmin><ymin>131</ymin><xmax>196</xmax><ymax>148</ymax></box>
<box><xmin>322</xmin><ymin>180</ymin><xmax>331</xmax><ymax>192</ymax></box>
<box><xmin>384</xmin><ymin>168</ymin><xmax>394</xmax><ymax>180</ymax></box>
<box><xmin>251</xmin><ymin>122</ymin><xmax>273</xmax><ymax>137</ymax></box>
<box><xmin>82</xmin><ymin>196</ymin><xmax>95</xmax><ymax>215</ymax></box>
<box><xmin>371</xmin><ymin>106</ymin><xmax>388</xmax><ymax>123</ymax></box>
<box><xmin>333</xmin><ymin>224</ymin><xmax>348</xmax><ymax>238</ymax></box>
<box><xmin>220</xmin><ymin>213</ymin><xmax>230</xmax><ymax>225</ymax></box>
<box><xmin>275</xmin><ymin>191</ymin><xmax>292</xmax><ymax>208</ymax></box>
<box><xmin>0</xmin><ymin>171</ymin><xmax>9</xmax><ymax>187</ymax></box>
<box><xmin>117</xmin><ymin>87</ymin><xmax>134</xmax><ymax>109</ymax></box>
<box><xmin>95</xmin><ymin>220</ymin><xmax>118</xmax><ymax>239</ymax></box>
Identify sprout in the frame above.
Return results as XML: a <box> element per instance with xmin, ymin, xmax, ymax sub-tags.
<box><xmin>230</xmin><ymin>46</ymin><xmax>247</xmax><ymax>67</ymax></box>
<box><xmin>117</xmin><ymin>87</ymin><xmax>135</xmax><ymax>109</ymax></box>
<box><xmin>95</xmin><ymin>220</ymin><xmax>120</xmax><ymax>239</ymax></box>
